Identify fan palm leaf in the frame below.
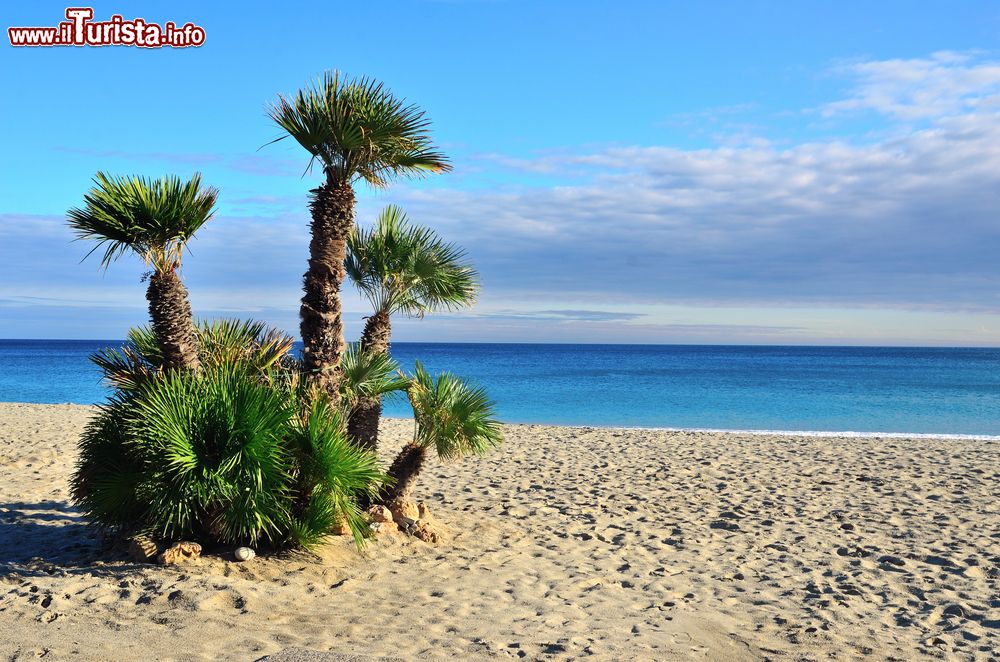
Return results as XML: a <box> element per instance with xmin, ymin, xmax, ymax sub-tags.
<box><xmin>67</xmin><ymin>172</ymin><xmax>217</xmax><ymax>271</ymax></box>
<box><xmin>339</xmin><ymin>343</ymin><xmax>410</xmax><ymax>408</ymax></box>
<box><xmin>266</xmin><ymin>72</ymin><xmax>450</xmax><ymax>187</ymax></box>
<box><xmin>92</xmin><ymin>319</ymin><xmax>296</xmax><ymax>397</ymax></box>
<box><xmin>288</xmin><ymin>397</ymin><xmax>387</xmax><ymax>548</ymax></box>
<box><xmin>384</xmin><ymin>362</ymin><xmax>502</xmax><ymax>503</ymax></box>
<box><xmin>407</xmin><ymin>361</ymin><xmax>503</xmax><ymax>459</ymax></box>
<box><xmin>347</xmin><ymin>205</ymin><xmax>478</xmax><ymax>319</ymax></box>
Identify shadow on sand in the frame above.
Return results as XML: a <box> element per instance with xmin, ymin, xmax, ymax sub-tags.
<box><xmin>0</xmin><ymin>499</ymin><xmax>130</xmax><ymax>579</ymax></box>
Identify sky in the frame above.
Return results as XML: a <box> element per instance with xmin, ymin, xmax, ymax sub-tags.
<box><xmin>2</xmin><ymin>0</ymin><xmax>1000</xmax><ymax>345</ymax></box>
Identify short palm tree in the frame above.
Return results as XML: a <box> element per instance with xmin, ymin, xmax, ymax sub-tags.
<box><xmin>267</xmin><ymin>72</ymin><xmax>450</xmax><ymax>405</ymax></box>
<box><xmin>67</xmin><ymin>172</ymin><xmax>217</xmax><ymax>372</ymax></box>
<box><xmin>345</xmin><ymin>205</ymin><xmax>478</xmax><ymax>450</ymax></box>
<box><xmin>383</xmin><ymin>362</ymin><xmax>502</xmax><ymax>504</ymax></box>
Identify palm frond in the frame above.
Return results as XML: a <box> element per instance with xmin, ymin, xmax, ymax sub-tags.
<box><xmin>346</xmin><ymin>205</ymin><xmax>479</xmax><ymax>318</ymax></box>
<box><xmin>339</xmin><ymin>343</ymin><xmax>410</xmax><ymax>410</ymax></box>
<box><xmin>407</xmin><ymin>361</ymin><xmax>503</xmax><ymax>460</ymax></box>
<box><xmin>67</xmin><ymin>172</ymin><xmax>218</xmax><ymax>271</ymax></box>
<box><xmin>289</xmin><ymin>397</ymin><xmax>388</xmax><ymax>548</ymax></box>
<box><xmin>90</xmin><ymin>345</ymin><xmax>158</xmax><ymax>395</ymax></box>
<box><xmin>266</xmin><ymin>72</ymin><xmax>450</xmax><ymax>187</ymax></box>
<box><xmin>196</xmin><ymin>319</ymin><xmax>295</xmax><ymax>379</ymax></box>
<box><xmin>71</xmin><ymin>400</ymin><xmax>146</xmax><ymax>530</ymax></box>
<box><xmin>129</xmin><ymin>366</ymin><xmax>295</xmax><ymax>544</ymax></box>
<box><xmin>92</xmin><ymin>320</ymin><xmax>295</xmax><ymax>395</ymax></box>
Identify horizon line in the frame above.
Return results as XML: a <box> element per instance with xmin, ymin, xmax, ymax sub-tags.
<box><xmin>2</xmin><ymin>338</ymin><xmax>999</xmax><ymax>350</ymax></box>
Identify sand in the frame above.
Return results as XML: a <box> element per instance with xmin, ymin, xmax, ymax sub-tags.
<box><xmin>0</xmin><ymin>402</ymin><xmax>997</xmax><ymax>661</ymax></box>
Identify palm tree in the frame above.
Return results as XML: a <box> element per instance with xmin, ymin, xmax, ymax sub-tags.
<box><xmin>382</xmin><ymin>362</ymin><xmax>502</xmax><ymax>504</ymax></box>
<box><xmin>345</xmin><ymin>205</ymin><xmax>478</xmax><ymax>450</ymax></box>
<box><xmin>67</xmin><ymin>172</ymin><xmax>217</xmax><ymax>372</ymax></box>
<box><xmin>266</xmin><ymin>72</ymin><xmax>450</xmax><ymax>406</ymax></box>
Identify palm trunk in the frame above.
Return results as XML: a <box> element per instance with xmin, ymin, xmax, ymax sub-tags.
<box><xmin>347</xmin><ymin>311</ymin><xmax>392</xmax><ymax>451</ymax></box>
<box><xmin>383</xmin><ymin>442</ymin><xmax>427</xmax><ymax>504</ymax></box>
<box><xmin>146</xmin><ymin>268</ymin><xmax>201</xmax><ymax>373</ymax></box>
<box><xmin>300</xmin><ymin>178</ymin><xmax>355</xmax><ymax>405</ymax></box>
<box><xmin>359</xmin><ymin>310</ymin><xmax>392</xmax><ymax>355</ymax></box>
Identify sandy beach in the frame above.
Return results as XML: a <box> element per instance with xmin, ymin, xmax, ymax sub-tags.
<box><xmin>0</xmin><ymin>402</ymin><xmax>997</xmax><ymax>661</ymax></box>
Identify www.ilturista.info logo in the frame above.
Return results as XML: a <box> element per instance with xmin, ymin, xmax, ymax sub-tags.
<box><xmin>8</xmin><ymin>8</ymin><xmax>205</xmax><ymax>48</ymax></box>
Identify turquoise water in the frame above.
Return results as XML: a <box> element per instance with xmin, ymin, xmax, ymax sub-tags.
<box><xmin>1</xmin><ymin>340</ymin><xmax>999</xmax><ymax>436</ymax></box>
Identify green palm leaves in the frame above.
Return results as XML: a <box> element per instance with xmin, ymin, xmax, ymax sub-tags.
<box><xmin>128</xmin><ymin>366</ymin><xmax>296</xmax><ymax>544</ymax></box>
<box><xmin>67</xmin><ymin>172</ymin><xmax>217</xmax><ymax>271</ymax></box>
<box><xmin>347</xmin><ymin>205</ymin><xmax>479</xmax><ymax>318</ymax></box>
<box><xmin>267</xmin><ymin>72</ymin><xmax>451</xmax><ymax>187</ymax></box>
<box><xmin>340</xmin><ymin>343</ymin><xmax>410</xmax><ymax>408</ymax></box>
<box><xmin>92</xmin><ymin>320</ymin><xmax>294</xmax><ymax>396</ymax></box>
<box><xmin>383</xmin><ymin>362</ymin><xmax>502</xmax><ymax>503</ymax></box>
<box><xmin>288</xmin><ymin>399</ymin><xmax>386</xmax><ymax>548</ymax></box>
<box><xmin>408</xmin><ymin>361</ymin><xmax>503</xmax><ymax>459</ymax></box>
<box><xmin>73</xmin><ymin>364</ymin><xmax>386</xmax><ymax>549</ymax></box>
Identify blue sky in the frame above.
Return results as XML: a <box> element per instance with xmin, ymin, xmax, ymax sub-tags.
<box><xmin>2</xmin><ymin>1</ymin><xmax>1000</xmax><ymax>345</ymax></box>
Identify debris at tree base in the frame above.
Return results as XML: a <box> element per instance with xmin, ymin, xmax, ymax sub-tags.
<box><xmin>412</xmin><ymin>521</ymin><xmax>440</xmax><ymax>543</ymax></box>
<box><xmin>382</xmin><ymin>500</ymin><xmax>442</xmax><ymax>543</ymax></box>
<box><xmin>367</xmin><ymin>505</ymin><xmax>400</xmax><ymax>535</ymax></box>
<box><xmin>127</xmin><ymin>535</ymin><xmax>161</xmax><ymax>563</ymax></box>
<box><xmin>388</xmin><ymin>499</ymin><xmax>419</xmax><ymax>523</ymax></box>
<box><xmin>157</xmin><ymin>541</ymin><xmax>202</xmax><ymax>565</ymax></box>
<box><xmin>371</xmin><ymin>520</ymin><xmax>399</xmax><ymax>535</ymax></box>
<box><xmin>332</xmin><ymin>516</ymin><xmax>352</xmax><ymax>536</ymax></box>
<box><xmin>367</xmin><ymin>505</ymin><xmax>394</xmax><ymax>524</ymax></box>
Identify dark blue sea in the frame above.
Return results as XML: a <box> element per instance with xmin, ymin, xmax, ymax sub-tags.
<box><xmin>1</xmin><ymin>340</ymin><xmax>999</xmax><ymax>436</ymax></box>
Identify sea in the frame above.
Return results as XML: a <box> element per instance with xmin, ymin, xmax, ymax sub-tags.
<box><xmin>1</xmin><ymin>340</ymin><xmax>999</xmax><ymax>437</ymax></box>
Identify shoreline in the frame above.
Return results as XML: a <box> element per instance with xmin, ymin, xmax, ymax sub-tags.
<box><xmin>391</xmin><ymin>417</ymin><xmax>1000</xmax><ymax>441</ymax></box>
<box><xmin>3</xmin><ymin>402</ymin><xmax>999</xmax><ymax>441</ymax></box>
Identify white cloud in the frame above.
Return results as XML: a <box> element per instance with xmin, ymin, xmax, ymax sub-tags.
<box><xmin>375</xmin><ymin>56</ymin><xmax>1000</xmax><ymax>313</ymax></box>
<box><xmin>822</xmin><ymin>51</ymin><xmax>1000</xmax><ymax>119</ymax></box>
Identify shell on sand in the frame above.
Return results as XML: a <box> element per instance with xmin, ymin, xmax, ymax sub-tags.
<box><xmin>233</xmin><ymin>546</ymin><xmax>255</xmax><ymax>562</ymax></box>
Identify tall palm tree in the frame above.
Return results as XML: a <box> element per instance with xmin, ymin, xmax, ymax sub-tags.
<box><xmin>345</xmin><ymin>205</ymin><xmax>478</xmax><ymax>450</ymax></box>
<box><xmin>383</xmin><ymin>362</ymin><xmax>502</xmax><ymax>504</ymax></box>
<box><xmin>267</xmin><ymin>72</ymin><xmax>450</xmax><ymax>406</ymax></box>
<box><xmin>67</xmin><ymin>172</ymin><xmax>217</xmax><ymax>372</ymax></box>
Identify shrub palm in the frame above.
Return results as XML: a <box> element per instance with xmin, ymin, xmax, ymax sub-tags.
<box><xmin>73</xmin><ymin>324</ymin><xmax>387</xmax><ymax>550</ymax></box>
